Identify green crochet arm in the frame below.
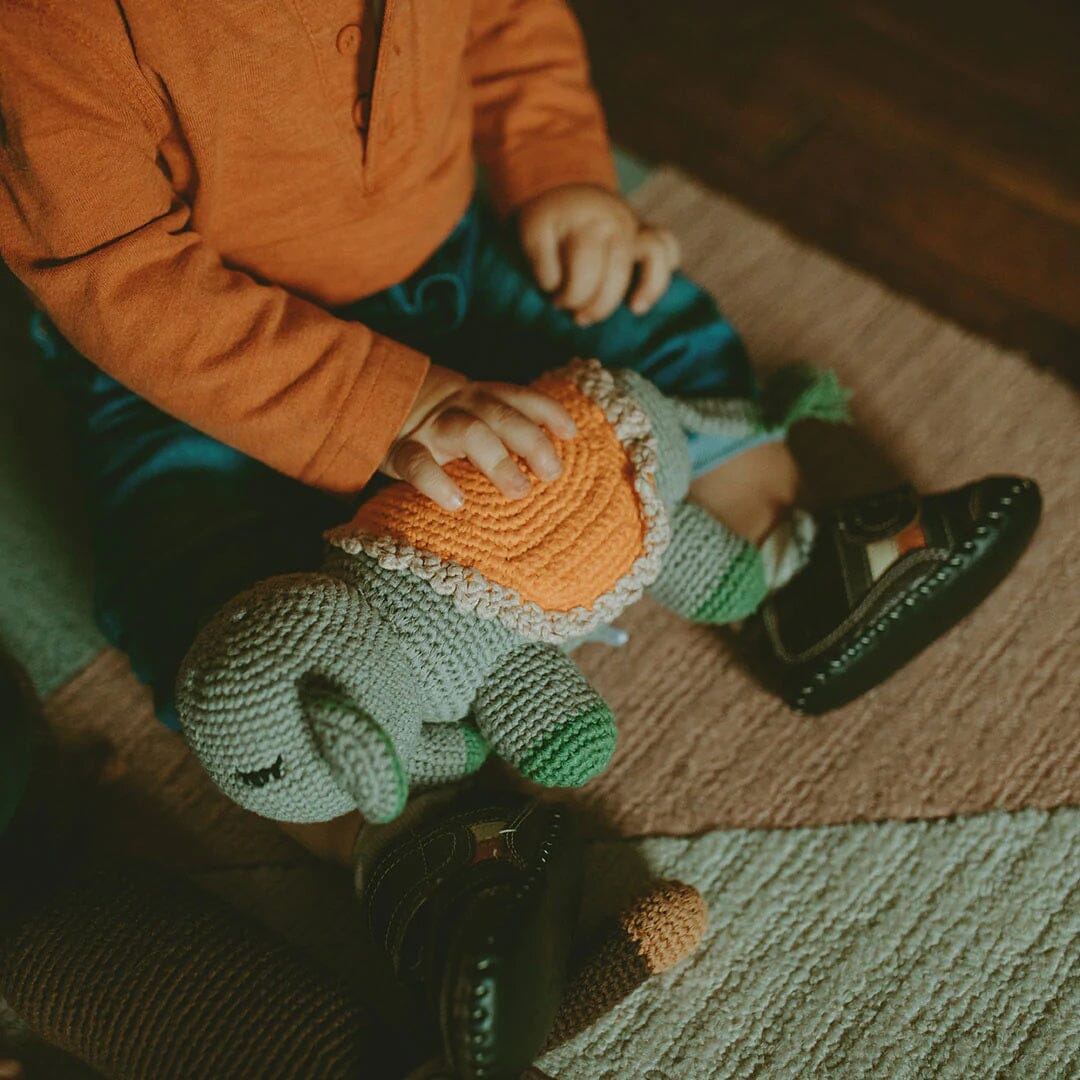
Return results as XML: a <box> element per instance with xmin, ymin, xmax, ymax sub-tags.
<box><xmin>470</xmin><ymin>643</ymin><xmax>617</xmax><ymax>788</ymax></box>
<box><xmin>648</xmin><ymin>501</ymin><xmax>767</xmax><ymax>624</ymax></box>
<box><xmin>409</xmin><ymin>719</ymin><xmax>490</xmax><ymax>790</ymax></box>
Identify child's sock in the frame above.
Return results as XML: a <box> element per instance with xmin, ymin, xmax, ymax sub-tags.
<box><xmin>759</xmin><ymin>508</ymin><xmax>817</xmax><ymax>592</ymax></box>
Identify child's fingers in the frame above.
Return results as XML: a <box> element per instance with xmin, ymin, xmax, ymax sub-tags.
<box><xmin>520</xmin><ymin>216</ymin><xmax>562</xmax><ymax>293</ymax></box>
<box><xmin>629</xmin><ymin>231</ymin><xmax>676</xmax><ymax>315</ymax></box>
<box><xmin>442</xmin><ymin>412</ymin><xmax>532</xmax><ymax>498</ymax></box>
<box><xmin>384</xmin><ymin>439</ymin><xmax>465</xmax><ymax>511</ymax></box>
<box><xmin>490</xmin><ymin>383</ymin><xmax>578</xmax><ymax>441</ymax></box>
<box><xmin>576</xmin><ymin>232</ymin><xmax>634</xmax><ymax>326</ymax></box>
<box><xmin>554</xmin><ymin>228</ymin><xmax>606</xmax><ymax>312</ymax></box>
<box><xmin>661</xmin><ymin>228</ymin><xmax>682</xmax><ymax>268</ymax></box>
<box><xmin>469</xmin><ymin>393</ymin><xmax>563</xmax><ymax>481</ymax></box>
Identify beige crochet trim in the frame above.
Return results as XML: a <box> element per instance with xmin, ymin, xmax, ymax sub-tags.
<box><xmin>327</xmin><ymin>360</ymin><xmax>671</xmax><ymax>645</ymax></box>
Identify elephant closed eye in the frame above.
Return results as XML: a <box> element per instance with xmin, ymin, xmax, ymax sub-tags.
<box><xmin>234</xmin><ymin>755</ymin><xmax>285</xmax><ymax>788</ymax></box>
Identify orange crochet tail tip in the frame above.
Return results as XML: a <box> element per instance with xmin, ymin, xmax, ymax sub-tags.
<box><xmin>546</xmin><ymin>879</ymin><xmax>708</xmax><ymax>1049</ymax></box>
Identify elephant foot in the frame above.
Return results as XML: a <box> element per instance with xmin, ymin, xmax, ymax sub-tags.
<box><xmin>692</xmin><ymin>542</ymin><xmax>767</xmax><ymax>625</ymax></box>
<box><xmin>518</xmin><ymin>704</ymin><xmax>617</xmax><ymax>788</ymax></box>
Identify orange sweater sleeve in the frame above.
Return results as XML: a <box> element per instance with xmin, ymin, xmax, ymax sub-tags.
<box><xmin>466</xmin><ymin>0</ymin><xmax>619</xmax><ymax>216</ymax></box>
<box><xmin>0</xmin><ymin>4</ymin><xmax>428</xmax><ymax>495</ymax></box>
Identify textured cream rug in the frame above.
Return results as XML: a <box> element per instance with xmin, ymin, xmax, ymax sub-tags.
<box><xmin>538</xmin><ymin>808</ymin><xmax>1080</xmax><ymax>1079</ymax></box>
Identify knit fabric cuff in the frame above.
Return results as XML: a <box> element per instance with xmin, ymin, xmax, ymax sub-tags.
<box><xmin>304</xmin><ymin>334</ymin><xmax>430</xmax><ymax>495</ymax></box>
<box><xmin>352</xmin><ymin>785</ymin><xmax>471</xmax><ymax>898</ymax></box>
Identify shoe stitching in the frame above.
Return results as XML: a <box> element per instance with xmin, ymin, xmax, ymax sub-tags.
<box><xmin>367</xmin><ymin>832</ymin><xmax>446</xmax><ymax>938</ymax></box>
<box><xmin>791</xmin><ymin>483</ymin><xmax>1025</xmax><ymax>709</ymax></box>
<box><xmin>386</xmin><ymin>832</ymin><xmax>462</xmax><ymax>954</ymax></box>
<box><xmin>366</xmin><ymin>804</ymin><xmax>509</xmax><ymax>902</ymax></box>
<box><xmin>386</xmin><ymin>832</ymin><xmax>459</xmax><ymax>955</ymax></box>
<box><xmin>790</xmin><ymin>556</ymin><xmax>955</xmax><ymax>711</ymax></box>
<box><xmin>367</xmin><ymin>805</ymin><xmax>512</xmax><ymax>940</ymax></box>
<box><xmin>763</xmin><ymin>548</ymin><xmax>948</xmax><ymax>665</ymax></box>
<box><xmin>503</xmin><ymin>800</ymin><xmax>539</xmax><ymax>866</ymax></box>
<box><xmin>372</xmin><ymin>832</ymin><xmax>459</xmax><ymax>954</ymax></box>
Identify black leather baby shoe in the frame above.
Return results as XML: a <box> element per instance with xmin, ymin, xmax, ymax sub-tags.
<box><xmin>364</xmin><ymin>796</ymin><xmax>582</xmax><ymax>1080</ymax></box>
<box><xmin>743</xmin><ymin>476</ymin><xmax>1042</xmax><ymax>714</ymax></box>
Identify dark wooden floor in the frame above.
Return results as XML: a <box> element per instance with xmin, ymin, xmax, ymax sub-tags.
<box><xmin>571</xmin><ymin>0</ymin><xmax>1080</xmax><ymax>388</ymax></box>
<box><xmin>3</xmin><ymin>3</ymin><xmax>1076</xmax><ymax>386</ymax></box>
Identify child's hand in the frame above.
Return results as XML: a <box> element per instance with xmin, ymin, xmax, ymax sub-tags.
<box><xmin>381</xmin><ymin>364</ymin><xmax>578</xmax><ymax>510</ymax></box>
<box><xmin>518</xmin><ymin>184</ymin><xmax>681</xmax><ymax>327</ymax></box>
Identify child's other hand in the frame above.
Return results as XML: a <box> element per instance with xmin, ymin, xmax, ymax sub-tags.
<box><xmin>517</xmin><ymin>184</ymin><xmax>681</xmax><ymax>327</ymax></box>
<box><xmin>380</xmin><ymin>364</ymin><xmax>577</xmax><ymax>510</ymax></box>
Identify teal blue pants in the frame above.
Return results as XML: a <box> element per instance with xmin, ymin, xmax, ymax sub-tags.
<box><xmin>33</xmin><ymin>199</ymin><xmax>768</xmax><ymax>728</ymax></box>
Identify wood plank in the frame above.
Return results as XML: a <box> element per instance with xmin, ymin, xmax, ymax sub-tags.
<box><xmin>849</xmin><ymin>0</ymin><xmax>1080</xmax><ymax>118</ymax></box>
<box><xmin>571</xmin><ymin>0</ymin><xmax>1080</xmax><ymax>385</ymax></box>
<box><xmin>773</xmin><ymin>7</ymin><xmax>1080</xmax><ymax>226</ymax></box>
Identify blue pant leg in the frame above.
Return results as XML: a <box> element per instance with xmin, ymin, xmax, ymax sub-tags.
<box><xmin>30</xmin><ymin>316</ymin><xmax>345</xmax><ymax>729</ymax></box>
<box><xmin>457</xmin><ymin>203</ymin><xmax>780</xmax><ymax>473</ymax></box>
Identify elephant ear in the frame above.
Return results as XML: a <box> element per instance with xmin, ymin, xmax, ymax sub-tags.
<box><xmin>301</xmin><ymin>682</ymin><xmax>409</xmax><ymax>824</ymax></box>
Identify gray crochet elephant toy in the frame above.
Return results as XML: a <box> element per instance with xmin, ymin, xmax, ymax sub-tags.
<box><xmin>177</xmin><ymin>360</ymin><xmax>846</xmax><ymax>823</ymax></box>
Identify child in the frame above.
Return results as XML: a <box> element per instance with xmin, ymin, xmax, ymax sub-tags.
<box><xmin>0</xmin><ymin>2</ymin><xmax>1039</xmax><ymax>1074</ymax></box>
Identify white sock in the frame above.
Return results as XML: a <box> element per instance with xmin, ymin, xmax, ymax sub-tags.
<box><xmin>759</xmin><ymin>508</ymin><xmax>817</xmax><ymax>592</ymax></box>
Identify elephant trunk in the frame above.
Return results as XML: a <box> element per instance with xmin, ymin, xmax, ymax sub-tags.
<box><xmin>176</xmin><ymin>572</ymin><xmax>417</xmax><ymax>824</ymax></box>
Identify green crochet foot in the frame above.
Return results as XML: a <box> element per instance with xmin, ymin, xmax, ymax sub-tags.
<box><xmin>461</xmin><ymin>723</ymin><xmax>491</xmax><ymax>774</ymax></box>
<box><xmin>518</xmin><ymin>704</ymin><xmax>617</xmax><ymax>788</ymax></box>
<box><xmin>692</xmin><ymin>543</ymin><xmax>768</xmax><ymax>625</ymax></box>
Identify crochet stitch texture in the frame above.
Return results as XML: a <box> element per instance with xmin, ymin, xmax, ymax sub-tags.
<box><xmin>177</xmin><ymin>361</ymin><xmax>847</xmax><ymax>824</ymax></box>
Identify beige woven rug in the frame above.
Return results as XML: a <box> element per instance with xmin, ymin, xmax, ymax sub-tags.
<box><xmin>561</xmin><ymin>166</ymin><xmax>1080</xmax><ymax>837</ymax></box>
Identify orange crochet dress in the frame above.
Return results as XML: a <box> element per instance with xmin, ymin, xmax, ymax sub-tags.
<box><xmin>343</xmin><ymin>371</ymin><xmax>647</xmax><ymax>614</ymax></box>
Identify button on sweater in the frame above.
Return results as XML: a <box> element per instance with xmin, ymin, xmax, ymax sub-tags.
<box><xmin>0</xmin><ymin>0</ymin><xmax>617</xmax><ymax>492</ymax></box>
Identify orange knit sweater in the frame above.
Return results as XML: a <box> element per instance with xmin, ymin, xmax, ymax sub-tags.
<box><xmin>0</xmin><ymin>0</ymin><xmax>616</xmax><ymax>492</ymax></box>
